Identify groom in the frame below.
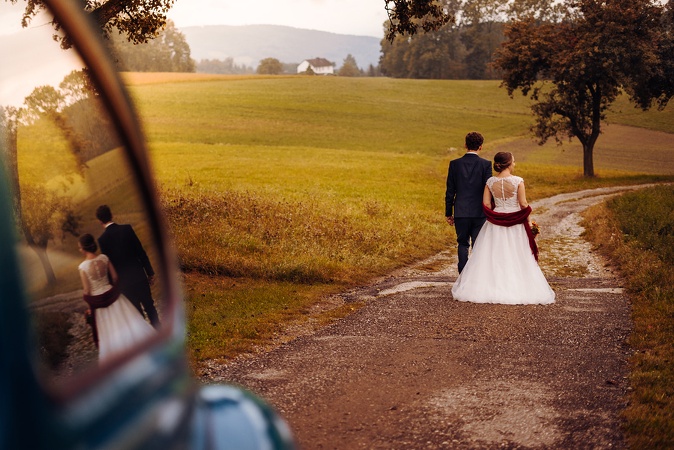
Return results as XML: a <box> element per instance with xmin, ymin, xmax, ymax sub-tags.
<box><xmin>96</xmin><ymin>204</ymin><xmax>160</xmax><ymax>328</ymax></box>
<box><xmin>445</xmin><ymin>132</ymin><xmax>493</xmax><ymax>273</ymax></box>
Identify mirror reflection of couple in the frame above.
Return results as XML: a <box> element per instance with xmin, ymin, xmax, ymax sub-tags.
<box><xmin>446</xmin><ymin>132</ymin><xmax>555</xmax><ymax>305</ymax></box>
<box><xmin>77</xmin><ymin>205</ymin><xmax>159</xmax><ymax>362</ymax></box>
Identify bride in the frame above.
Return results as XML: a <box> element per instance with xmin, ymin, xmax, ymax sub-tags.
<box><xmin>451</xmin><ymin>152</ymin><xmax>555</xmax><ymax>305</ymax></box>
<box><xmin>78</xmin><ymin>233</ymin><xmax>155</xmax><ymax>362</ymax></box>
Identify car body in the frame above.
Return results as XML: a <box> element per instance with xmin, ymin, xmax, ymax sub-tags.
<box><xmin>0</xmin><ymin>1</ymin><xmax>294</xmax><ymax>448</ymax></box>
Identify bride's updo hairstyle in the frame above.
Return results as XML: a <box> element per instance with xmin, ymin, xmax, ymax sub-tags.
<box><xmin>493</xmin><ymin>152</ymin><xmax>513</xmax><ymax>173</ymax></box>
<box><xmin>79</xmin><ymin>233</ymin><xmax>98</xmax><ymax>253</ymax></box>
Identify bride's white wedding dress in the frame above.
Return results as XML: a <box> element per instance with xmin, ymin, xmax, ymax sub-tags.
<box><xmin>451</xmin><ymin>175</ymin><xmax>555</xmax><ymax>305</ymax></box>
<box><xmin>79</xmin><ymin>254</ymin><xmax>155</xmax><ymax>361</ymax></box>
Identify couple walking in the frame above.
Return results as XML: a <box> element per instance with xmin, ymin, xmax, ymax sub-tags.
<box><xmin>78</xmin><ymin>205</ymin><xmax>160</xmax><ymax>362</ymax></box>
<box><xmin>445</xmin><ymin>132</ymin><xmax>555</xmax><ymax>305</ymax></box>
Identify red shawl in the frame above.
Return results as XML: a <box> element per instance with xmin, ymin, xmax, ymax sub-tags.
<box><xmin>482</xmin><ymin>204</ymin><xmax>538</xmax><ymax>261</ymax></box>
<box><xmin>83</xmin><ymin>284</ymin><xmax>120</xmax><ymax>348</ymax></box>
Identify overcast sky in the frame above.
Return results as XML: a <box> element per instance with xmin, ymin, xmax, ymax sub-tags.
<box><xmin>0</xmin><ymin>1</ymin><xmax>389</xmax><ymax>38</ymax></box>
<box><xmin>167</xmin><ymin>0</ymin><xmax>390</xmax><ymax>37</ymax></box>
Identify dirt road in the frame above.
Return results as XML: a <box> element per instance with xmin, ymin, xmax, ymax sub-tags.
<box><xmin>205</xmin><ymin>185</ymin><xmax>652</xmax><ymax>449</ymax></box>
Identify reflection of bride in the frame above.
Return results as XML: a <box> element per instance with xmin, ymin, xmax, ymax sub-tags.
<box><xmin>78</xmin><ymin>234</ymin><xmax>154</xmax><ymax>362</ymax></box>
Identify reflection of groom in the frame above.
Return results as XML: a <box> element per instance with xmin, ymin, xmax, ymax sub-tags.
<box><xmin>96</xmin><ymin>205</ymin><xmax>160</xmax><ymax>328</ymax></box>
<box><xmin>445</xmin><ymin>132</ymin><xmax>493</xmax><ymax>273</ymax></box>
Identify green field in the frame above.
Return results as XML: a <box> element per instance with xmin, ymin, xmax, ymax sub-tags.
<box><xmin>122</xmin><ymin>75</ymin><xmax>674</xmax><ymax>367</ymax></box>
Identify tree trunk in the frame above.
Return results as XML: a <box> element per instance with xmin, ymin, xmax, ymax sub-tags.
<box><xmin>22</xmin><ymin>225</ymin><xmax>57</xmax><ymax>287</ymax></box>
<box><xmin>583</xmin><ymin>86</ymin><xmax>602</xmax><ymax>178</ymax></box>
<box><xmin>32</xmin><ymin>245</ymin><xmax>57</xmax><ymax>286</ymax></box>
<box><xmin>582</xmin><ymin>142</ymin><xmax>595</xmax><ymax>177</ymax></box>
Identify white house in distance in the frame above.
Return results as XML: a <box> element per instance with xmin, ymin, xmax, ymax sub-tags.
<box><xmin>297</xmin><ymin>57</ymin><xmax>334</xmax><ymax>75</ymax></box>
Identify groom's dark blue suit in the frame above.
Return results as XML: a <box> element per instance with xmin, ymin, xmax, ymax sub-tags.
<box><xmin>445</xmin><ymin>153</ymin><xmax>493</xmax><ymax>273</ymax></box>
<box><xmin>98</xmin><ymin>222</ymin><xmax>160</xmax><ymax>328</ymax></box>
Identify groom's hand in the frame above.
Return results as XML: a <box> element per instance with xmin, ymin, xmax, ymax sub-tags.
<box><xmin>446</xmin><ymin>216</ymin><xmax>454</xmax><ymax>226</ymax></box>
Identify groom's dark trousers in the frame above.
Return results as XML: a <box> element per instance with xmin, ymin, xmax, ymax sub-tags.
<box><xmin>445</xmin><ymin>153</ymin><xmax>492</xmax><ymax>273</ymax></box>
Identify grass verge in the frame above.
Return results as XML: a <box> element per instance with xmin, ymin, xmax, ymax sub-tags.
<box><xmin>582</xmin><ymin>185</ymin><xmax>674</xmax><ymax>448</ymax></box>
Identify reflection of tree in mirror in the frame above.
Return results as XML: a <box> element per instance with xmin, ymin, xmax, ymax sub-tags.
<box><xmin>1</xmin><ymin>69</ymin><xmax>121</xmax><ymax>286</ymax></box>
<box><xmin>20</xmin><ymin>184</ymin><xmax>80</xmax><ymax>286</ymax></box>
<box><xmin>22</xmin><ymin>70</ymin><xmax>120</xmax><ymax>166</ymax></box>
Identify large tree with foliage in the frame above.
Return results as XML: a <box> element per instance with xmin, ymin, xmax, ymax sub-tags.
<box><xmin>111</xmin><ymin>20</ymin><xmax>195</xmax><ymax>72</ymax></box>
<box><xmin>257</xmin><ymin>58</ymin><xmax>284</xmax><ymax>75</ymax></box>
<box><xmin>493</xmin><ymin>0</ymin><xmax>673</xmax><ymax>177</ymax></box>
<box><xmin>20</xmin><ymin>185</ymin><xmax>79</xmax><ymax>286</ymax></box>
<box><xmin>384</xmin><ymin>0</ymin><xmax>453</xmax><ymax>40</ymax></box>
<box><xmin>9</xmin><ymin>0</ymin><xmax>175</xmax><ymax>48</ymax></box>
<box><xmin>338</xmin><ymin>54</ymin><xmax>362</xmax><ymax>77</ymax></box>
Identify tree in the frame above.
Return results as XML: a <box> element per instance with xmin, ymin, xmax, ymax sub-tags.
<box><xmin>338</xmin><ymin>54</ymin><xmax>361</xmax><ymax>77</ymax></box>
<box><xmin>111</xmin><ymin>20</ymin><xmax>195</xmax><ymax>72</ymax></box>
<box><xmin>460</xmin><ymin>0</ymin><xmax>508</xmax><ymax>79</ymax></box>
<box><xmin>384</xmin><ymin>0</ymin><xmax>454</xmax><ymax>41</ymax></box>
<box><xmin>257</xmin><ymin>58</ymin><xmax>283</xmax><ymax>75</ymax></box>
<box><xmin>494</xmin><ymin>0</ymin><xmax>673</xmax><ymax>177</ymax></box>
<box><xmin>2</xmin><ymin>72</ymin><xmax>102</xmax><ymax>284</ymax></box>
<box><xmin>20</xmin><ymin>185</ymin><xmax>80</xmax><ymax>286</ymax></box>
<box><xmin>10</xmin><ymin>0</ymin><xmax>175</xmax><ymax>48</ymax></box>
<box><xmin>380</xmin><ymin>0</ymin><xmax>508</xmax><ymax>80</ymax></box>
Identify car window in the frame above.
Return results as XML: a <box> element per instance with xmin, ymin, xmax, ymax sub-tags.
<box><xmin>0</xmin><ymin>4</ymin><xmax>165</xmax><ymax>388</ymax></box>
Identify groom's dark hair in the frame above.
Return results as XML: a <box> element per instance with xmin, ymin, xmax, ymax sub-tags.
<box><xmin>95</xmin><ymin>205</ymin><xmax>113</xmax><ymax>223</ymax></box>
<box><xmin>465</xmin><ymin>132</ymin><xmax>484</xmax><ymax>151</ymax></box>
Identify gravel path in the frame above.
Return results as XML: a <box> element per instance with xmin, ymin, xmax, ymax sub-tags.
<box><xmin>202</xmin><ymin>185</ymin><xmax>657</xmax><ymax>450</ymax></box>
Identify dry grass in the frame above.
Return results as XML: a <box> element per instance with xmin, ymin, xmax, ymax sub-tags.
<box><xmin>582</xmin><ymin>185</ymin><xmax>674</xmax><ymax>449</ymax></box>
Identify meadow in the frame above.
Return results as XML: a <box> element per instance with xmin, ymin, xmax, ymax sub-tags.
<box><xmin>122</xmin><ymin>74</ymin><xmax>674</xmax><ymax>368</ymax></box>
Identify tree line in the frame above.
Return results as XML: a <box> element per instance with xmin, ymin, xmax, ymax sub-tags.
<box><xmin>380</xmin><ymin>0</ymin><xmax>533</xmax><ymax>80</ymax></box>
<box><xmin>110</xmin><ymin>26</ymin><xmax>381</xmax><ymax>77</ymax></box>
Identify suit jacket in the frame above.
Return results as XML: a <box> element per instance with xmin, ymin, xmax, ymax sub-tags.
<box><xmin>98</xmin><ymin>223</ymin><xmax>154</xmax><ymax>289</ymax></box>
<box><xmin>445</xmin><ymin>153</ymin><xmax>492</xmax><ymax>218</ymax></box>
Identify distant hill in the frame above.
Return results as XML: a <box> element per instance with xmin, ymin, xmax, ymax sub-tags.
<box><xmin>179</xmin><ymin>24</ymin><xmax>382</xmax><ymax>71</ymax></box>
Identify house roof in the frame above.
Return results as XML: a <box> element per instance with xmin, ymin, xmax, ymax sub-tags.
<box><xmin>305</xmin><ymin>58</ymin><xmax>333</xmax><ymax>67</ymax></box>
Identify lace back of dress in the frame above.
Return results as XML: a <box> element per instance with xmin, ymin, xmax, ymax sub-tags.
<box><xmin>85</xmin><ymin>258</ymin><xmax>107</xmax><ymax>283</ymax></box>
<box><xmin>493</xmin><ymin>178</ymin><xmax>515</xmax><ymax>201</ymax></box>
<box><xmin>488</xmin><ymin>176</ymin><xmax>521</xmax><ymax>211</ymax></box>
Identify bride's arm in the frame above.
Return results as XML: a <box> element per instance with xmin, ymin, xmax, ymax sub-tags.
<box><xmin>79</xmin><ymin>270</ymin><xmax>91</xmax><ymax>296</ymax></box>
<box><xmin>518</xmin><ymin>181</ymin><xmax>529</xmax><ymax>209</ymax></box>
<box><xmin>482</xmin><ymin>185</ymin><xmax>493</xmax><ymax>209</ymax></box>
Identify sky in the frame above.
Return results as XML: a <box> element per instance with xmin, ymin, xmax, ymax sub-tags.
<box><xmin>0</xmin><ymin>0</ymin><xmax>390</xmax><ymax>105</ymax></box>
<box><xmin>167</xmin><ymin>0</ymin><xmax>390</xmax><ymax>37</ymax></box>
